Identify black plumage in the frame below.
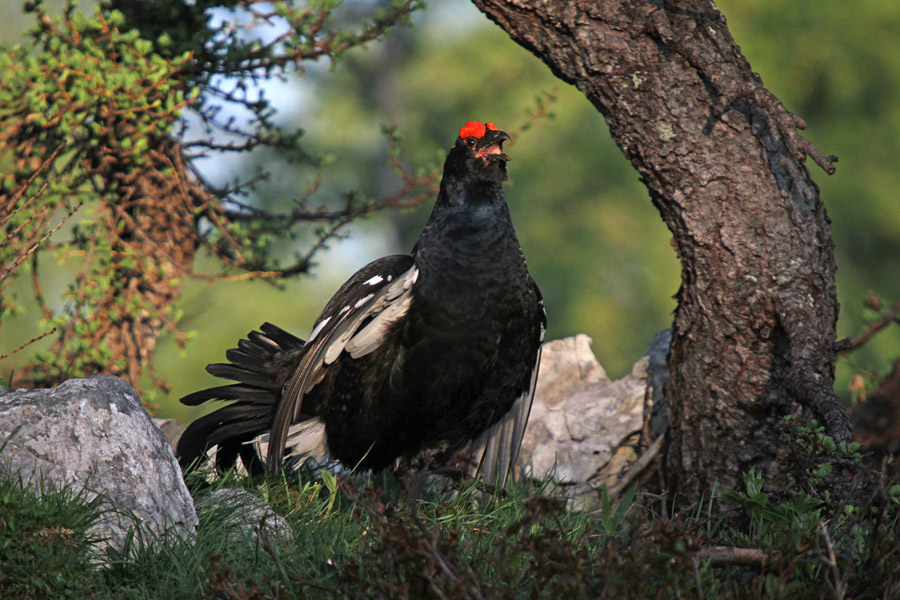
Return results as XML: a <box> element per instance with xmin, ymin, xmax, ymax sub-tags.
<box><xmin>177</xmin><ymin>121</ymin><xmax>545</xmax><ymax>485</ymax></box>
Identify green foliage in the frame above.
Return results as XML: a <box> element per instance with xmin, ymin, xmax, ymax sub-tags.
<box><xmin>0</xmin><ymin>1</ymin><xmax>195</xmax><ymax>389</ymax></box>
<box><xmin>717</xmin><ymin>466</ymin><xmax>900</xmax><ymax>598</ymax></box>
<box><xmin>0</xmin><ymin>5</ymin><xmax>191</xmax><ymax>172</ymax></box>
<box><xmin>721</xmin><ymin>469</ymin><xmax>825</xmax><ymax>549</ymax></box>
<box><xmin>788</xmin><ymin>416</ymin><xmax>862</xmax><ymax>462</ymax></box>
<box><xmin>707</xmin><ymin>416</ymin><xmax>900</xmax><ymax>598</ymax></box>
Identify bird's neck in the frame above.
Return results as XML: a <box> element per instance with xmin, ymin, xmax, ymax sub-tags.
<box><xmin>416</xmin><ymin>190</ymin><xmax>514</xmax><ymax>255</ymax></box>
<box><xmin>439</xmin><ymin>177</ymin><xmax>503</xmax><ymax>207</ymax></box>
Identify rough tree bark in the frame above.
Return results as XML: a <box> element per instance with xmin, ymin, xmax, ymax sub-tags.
<box><xmin>472</xmin><ymin>0</ymin><xmax>852</xmax><ymax>503</ymax></box>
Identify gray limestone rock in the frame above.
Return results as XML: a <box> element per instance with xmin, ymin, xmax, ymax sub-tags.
<box><xmin>518</xmin><ymin>332</ymin><xmax>670</xmax><ymax>507</ymax></box>
<box><xmin>0</xmin><ymin>375</ymin><xmax>197</xmax><ymax>559</ymax></box>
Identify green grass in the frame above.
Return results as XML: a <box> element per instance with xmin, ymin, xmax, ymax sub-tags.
<box><xmin>0</xmin><ymin>468</ymin><xmax>107</xmax><ymax>599</ymax></box>
<box><xmin>2</xmin><ymin>451</ymin><xmax>899</xmax><ymax>599</ymax></box>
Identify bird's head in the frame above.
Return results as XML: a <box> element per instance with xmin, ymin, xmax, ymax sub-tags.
<box><xmin>443</xmin><ymin>121</ymin><xmax>511</xmax><ymax>186</ymax></box>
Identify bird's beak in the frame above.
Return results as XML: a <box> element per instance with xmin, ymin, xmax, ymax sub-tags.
<box><xmin>477</xmin><ymin>130</ymin><xmax>512</xmax><ymax>161</ymax></box>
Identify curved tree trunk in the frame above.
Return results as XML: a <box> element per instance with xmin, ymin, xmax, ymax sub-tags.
<box><xmin>472</xmin><ymin>0</ymin><xmax>851</xmax><ymax>503</ymax></box>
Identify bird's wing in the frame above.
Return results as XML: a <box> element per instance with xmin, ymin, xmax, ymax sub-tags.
<box><xmin>266</xmin><ymin>254</ymin><xmax>418</xmax><ymax>472</ymax></box>
<box><xmin>470</xmin><ymin>280</ymin><xmax>546</xmax><ymax>486</ymax></box>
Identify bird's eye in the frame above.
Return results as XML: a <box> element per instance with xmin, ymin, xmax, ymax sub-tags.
<box><xmin>465</xmin><ymin>137</ymin><xmax>476</xmax><ymax>147</ymax></box>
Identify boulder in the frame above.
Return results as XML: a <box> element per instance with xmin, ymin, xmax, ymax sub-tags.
<box><xmin>0</xmin><ymin>375</ymin><xmax>197</xmax><ymax>558</ymax></box>
<box><xmin>518</xmin><ymin>332</ymin><xmax>670</xmax><ymax>507</ymax></box>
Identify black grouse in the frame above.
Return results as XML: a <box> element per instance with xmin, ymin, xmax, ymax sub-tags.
<box><xmin>177</xmin><ymin>121</ymin><xmax>545</xmax><ymax>485</ymax></box>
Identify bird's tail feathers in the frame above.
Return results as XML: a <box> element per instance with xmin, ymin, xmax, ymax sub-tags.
<box><xmin>176</xmin><ymin>322</ymin><xmax>306</xmax><ymax>475</ymax></box>
<box><xmin>249</xmin><ymin>417</ymin><xmax>330</xmax><ymax>467</ymax></box>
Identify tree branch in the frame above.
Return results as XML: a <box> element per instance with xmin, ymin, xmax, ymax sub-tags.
<box><xmin>834</xmin><ymin>299</ymin><xmax>900</xmax><ymax>355</ymax></box>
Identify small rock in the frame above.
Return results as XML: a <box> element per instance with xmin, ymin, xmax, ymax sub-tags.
<box><xmin>154</xmin><ymin>418</ymin><xmax>186</xmax><ymax>450</ymax></box>
<box><xmin>195</xmin><ymin>487</ymin><xmax>293</xmax><ymax>545</ymax></box>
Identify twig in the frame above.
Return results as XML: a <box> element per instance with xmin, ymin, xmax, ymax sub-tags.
<box><xmin>192</xmin><ymin>269</ymin><xmax>292</xmax><ymax>283</ymax></box>
<box><xmin>608</xmin><ymin>433</ymin><xmax>666</xmax><ymax>500</ymax></box>
<box><xmin>818</xmin><ymin>521</ymin><xmax>846</xmax><ymax>600</ymax></box>
<box><xmin>694</xmin><ymin>545</ymin><xmax>778</xmax><ymax>567</ymax></box>
<box><xmin>1</xmin><ymin>203</ymin><xmax>51</xmax><ymax>249</ymax></box>
<box><xmin>0</xmin><ymin>200</ymin><xmax>84</xmax><ymax>285</ymax></box>
<box><xmin>834</xmin><ymin>299</ymin><xmax>900</xmax><ymax>355</ymax></box>
<box><xmin>508</xmin><ymin>90</ymin><xmax>559</xmax><ymax>139</ymax></box>
<box><xmin>691</xmin><ymin>556</ymin><xmax>704</xmax><ymax>600</ymax></box>
<box><xmin>405</xmin><ymin>472</ymin><xmax>476</xmax><ymax>599</ymax></box>
<box><xmin>641</xmin><ymin>377</ymin><xmax>655</xmax><ymax>449</ymax></box>
<box><xmin>0</xmin><ymin>143</ymin><xmax>64</xmax><ymax>226</ymax></box>
<box><xmin>828</xmin><ymin>474</ymin><xmax>882</xmax><ymax>548</ymax></box>
<box><xmin>0</xmin><ymin>328</ymin><xmax>57</xmax><ymax>362</ymax></box>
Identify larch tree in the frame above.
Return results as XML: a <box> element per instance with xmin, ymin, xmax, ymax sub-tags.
<box><xmin>472</xmin><ymin>0</ymin><xmax>852</xmax><ymax>503</ymax></box>
<box><xmin>0</xmin><ymin>0</ymin><xmax>430</xmax><ymax>400</ymax></box>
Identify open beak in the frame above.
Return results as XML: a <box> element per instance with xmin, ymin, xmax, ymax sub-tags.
<box><xmin>477</xmin><ymin>130</ymin><xmax>512</xmax><ymax>161</ymax></box>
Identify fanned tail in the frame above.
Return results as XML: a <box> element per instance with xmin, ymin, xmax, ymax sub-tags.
<box><xmin>176</xmin><ymin>323</ymin><xmax>306</xmax><ymax>474</ymax></box>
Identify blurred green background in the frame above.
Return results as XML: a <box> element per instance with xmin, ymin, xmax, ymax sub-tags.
<box><xmin>2</xmin><ymin>1</ymin><xmax>898</xmax><ymax>422</ymax></box>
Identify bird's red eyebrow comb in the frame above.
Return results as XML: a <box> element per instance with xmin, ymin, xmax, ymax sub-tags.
<box><xmin>459</xmin><ymin>121</ymin><xmax>487</xmax><ymax>139</ymax></box>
